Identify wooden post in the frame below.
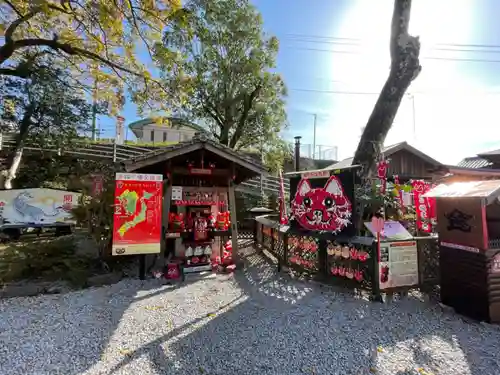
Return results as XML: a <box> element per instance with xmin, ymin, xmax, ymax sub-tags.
<box><xmin>228</xmin><ymin>177</ymin><xmax>240</xmax><ymax>265</ymax></box>
<box><xmin>161</xmin><ymin>181</ymin><xmax>173</xmax><ymax>264</ymax></box>
<box><xmin>148</xmin><ymin>164</ymin><xmax>173</xmax><ymax>274</ymax></box>
<box><xmin>139</xmin><ymin>254</ymin><xmax>146</xmax><ymax>280</ymax></box>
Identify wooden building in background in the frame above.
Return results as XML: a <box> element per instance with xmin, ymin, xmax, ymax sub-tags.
<box><xmin>434</xmin><ymin>148</ymin><xmax>500</xmax><ymax>183</ymax></box>
<box><xmin>325</xmin><ymin>142</ymin><xmax>444</xmax><ymax>182</ymax></box>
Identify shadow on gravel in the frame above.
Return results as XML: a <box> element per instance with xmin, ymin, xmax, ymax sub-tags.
<box><xmin>3</xmin><ymin>242</ymin><xmax>499</xmax><ymax>375</ymax></box>
<box><xmin>0</xmin><ymin>274</ymin><xmax>208</xmax><ymax>375</ymax></box>
<box><xmin>104</xmin><ymin>244</ymin><xmax>500</xmax><ymax>375</ymax></box>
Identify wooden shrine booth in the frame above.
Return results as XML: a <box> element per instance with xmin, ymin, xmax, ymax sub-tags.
<box><xmin>424</xmin><ymin>180</ymin><xmax>500</xmax><ymax>323</ymax></box>
<box><xmin>119</xmin><ymin>133</ymin><xmax>267</xmax><ymax>277</ymax></box>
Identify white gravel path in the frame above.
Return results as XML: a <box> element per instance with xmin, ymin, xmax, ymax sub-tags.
<box><xmin>2</xmin><ymin>244</ymin><xmax>500</xmax><ymax>375</ymax></box>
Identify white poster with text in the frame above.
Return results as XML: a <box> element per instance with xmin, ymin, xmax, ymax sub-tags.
<box><xmin>379</xmin><ymin>240</ymin><xmax>419</xmax><ymax>290</ymax></box>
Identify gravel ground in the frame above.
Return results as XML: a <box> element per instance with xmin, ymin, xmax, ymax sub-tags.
<box><xmin>2</xmin><ymin>244</ymin><xmax>500</xmax><ymax>375</ymax></box>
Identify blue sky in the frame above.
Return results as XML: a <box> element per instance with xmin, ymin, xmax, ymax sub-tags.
<box><xmin>109</xmin><ymin>0</ymin><xmax>500</xmax><ymax>165</ymax></box>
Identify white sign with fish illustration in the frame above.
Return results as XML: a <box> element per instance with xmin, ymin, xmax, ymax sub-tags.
<box><xmin>0</xmin><ymin>188</ymin><xmax>81</xmax><ymax>225</ymax></box>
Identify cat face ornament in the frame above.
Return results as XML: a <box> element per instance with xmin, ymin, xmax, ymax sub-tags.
<box><xmin>291</xmin><ymin>176</ymin><xmax>352</xmax><ymax>232</ymax></box>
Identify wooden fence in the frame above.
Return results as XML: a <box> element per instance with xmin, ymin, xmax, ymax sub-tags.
<box><xmin>254</xmin><ymin>216</ymin><xmax>440</xmax><ymax>299</ymax></box>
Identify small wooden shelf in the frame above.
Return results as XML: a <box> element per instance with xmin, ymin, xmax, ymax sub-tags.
<box><xmin>165</xmin><ymin>229</ymin><xmax>232</xmax><ymax>239</ymax></box>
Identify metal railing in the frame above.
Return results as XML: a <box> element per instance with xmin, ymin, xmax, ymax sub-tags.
<box><xmin>0</xmin><ymin>133</ymin><xmax>291</xmax><ymax>197</ymax></box>
<box><xmin>0</xmin><ymin>133</ymin><xmax>152</xmax><ymax>162</ymax></box>
<box><xmin>239</xmin><ymin>175</ymin><xmax>290</xmax><ymax>196</ymax></box>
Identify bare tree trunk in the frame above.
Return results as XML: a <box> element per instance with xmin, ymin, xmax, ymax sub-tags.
<box><xmin>352</xmin><ymin>0</ymin><xmax>421</xmax><ymax>177</ymax></box>
<box><xmin>1</xmin><ymin>105</ymin><xmax>34</xmax><ymax>189</ymax></box>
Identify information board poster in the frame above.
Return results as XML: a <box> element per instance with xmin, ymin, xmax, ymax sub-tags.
<box><xmin>379</xmin><ymin>240</ymin><xmax>419</xmax><ymax>290</ymax></box>
<box><xmin>0</xmin><ymin>188</ymin><xmax>80</xmax><ymax>225</ymax></box>
<box><xmin>112</xmin><ymin>173</ymin><xmax>163</xmax><ymax>255</ymax></box>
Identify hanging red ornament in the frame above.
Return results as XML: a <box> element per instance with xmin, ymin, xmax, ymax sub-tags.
<box><xmin>377</xmin><ymin>160</ymin><xmax>388</xmax><ymax>195</ymax></box>
<box><xmin>394</xmin><ymin>174</ymin><xmax>405</xmax><ymax>213</ymax></box>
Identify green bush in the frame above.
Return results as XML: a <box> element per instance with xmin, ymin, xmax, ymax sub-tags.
<box><xmin>0</xmin><ymin>235</ymin><xmax>101</xmax><ymax>287</ymax></box>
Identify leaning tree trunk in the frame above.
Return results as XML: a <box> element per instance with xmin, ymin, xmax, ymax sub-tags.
<box><xmin>352</xmin><ymin>0</ymin><xmax>421</xmax><ymax>177</ymax></box>
<box><xmin>1</xmin><ymin>106</ymin><xmax>34</xmax><ymax>189</ymax></box>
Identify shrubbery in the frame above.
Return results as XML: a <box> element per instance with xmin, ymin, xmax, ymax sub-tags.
<box><xmin>0</xmin><ymin>234</ymin><xmax>101</xmax><ymax>287</ymax></box>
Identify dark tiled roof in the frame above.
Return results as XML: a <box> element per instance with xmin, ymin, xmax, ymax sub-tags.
<box><xmin>456</xmin><ymin>157</ymin><xmax>492</xmax><ymax>169</ymax></box>
<box><xmin>123</xmin><ymin>132</ymin><xmax>267</xmax><ymax>172</ymax></box>
<box><xmin>477</xmin><ymin>148</ymin><xmax>500</xmax><ymax>157</ymax></box>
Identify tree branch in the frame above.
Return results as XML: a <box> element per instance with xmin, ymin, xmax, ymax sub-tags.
<box><xmin>0</xmin><ymin>67</ymin><xmax>29</xmax><ymax>78</ymax></box>
<box><xmin>1</xmin><ymin>38</ymin><xmax>143</xmax><ymax>77</ymax></box>
<box><xmin>4</xmin><ymin>7</ymin><xmax>41</xmax><ymax>43</ymax></box>
<box><xmin>203</xmin><ymin>103</ymin><xmax>225</xmax><ymax>128</ymax></box>
<box><xmin>229</xmin><ymin>84</ymin><xmax>262</xmax><ymax>148</ymax></box>
<box><xmin>3</xmin><ymin>0</ymin><xmax>24</xmax><ymax>18</ymax></box>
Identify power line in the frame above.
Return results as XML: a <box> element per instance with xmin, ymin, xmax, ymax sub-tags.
<box><xmin>282</xmin><ymin>33</ymin><xmax>500</xmax><ymax>50</ymax></box>
<box><xmin>285</xmin><ymin>37</ymin><xmax>500</xmax><ymax>55</ymax></box>
<box><xmin>289</xmin><ymin>87</ymin><xmax>382</xmax><ymax>95</ymax></box>
<box><xmin>288</xmin><ymin>86</ymin><xmax>500</xmax><ymax>96</ymax></box>
<box><xmin>283</xmin><ymin>45</ymin><xmax>500</xmax><ymax>65</ymax></box>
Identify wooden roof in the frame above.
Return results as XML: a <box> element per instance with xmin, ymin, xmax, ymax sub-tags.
<box><xmin>324</xmin><ymin>142</ymin><xmax>442</xmax><ymax>170</ymax></box>
<box><xmin>120</xmin><ymin>133</ymin><xmax>268</xmax><ymax>181</ymax></box>
<box><xmin>284</xmin><ymin>164</ymin><xmax>361</xmax><ymax>177</ymax></box>
<box><xmin>424</xmin><ymin>180</ymin><xmax>500</xmax><ymax>205</ymax></box>
<box><xmin>439</xmin><ymin>166</ymin><xmax>500</xmax><ymax>178</ymax></box>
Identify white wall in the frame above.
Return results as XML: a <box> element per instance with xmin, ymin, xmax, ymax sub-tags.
<box><xmin>139</xmin><ymin>124</ymin><xmax>197</xmax><ymax>143</ymax></box>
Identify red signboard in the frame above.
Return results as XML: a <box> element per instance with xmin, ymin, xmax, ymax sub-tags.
<box><xmin>302</xmin><ymin>170</ymin><xmax>330</xmax><ymax>179</ymax></box>
<box><xmin>174</xmin><ymin>200</ymin><xmax>224</xmax><ymax>206</ymax></box>
<box><xmin>112</xmin><ymin>173</ymin><xmax>163</xmax><ymax>255</ymax></box>
<box><xmin>91</xmin><ymin>174</ymin><xmax>104</xmax><ymax>197</ymax></box>
<box><xmin>189</xmin><ymin>168</ymin><xmax>213</xmax><ymax>175</ymax></box>
<box><xmin>412</xmin><ymin>180</ymin><xmax>433</xmax><ymax>233</ymax></box>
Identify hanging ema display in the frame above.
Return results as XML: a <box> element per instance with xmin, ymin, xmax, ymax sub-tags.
<box><xmin>289</xmin><ymin>171</ymin><xmax>356</xmax><ymax>235</ymax></box>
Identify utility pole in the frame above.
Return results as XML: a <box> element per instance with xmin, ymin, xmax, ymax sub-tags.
<box><xmin>91</xmin><ymin>74</ymin><xmax>98</xmax><ymax>141</ymax></box>
<box><xmin>410</xmin><ymin>94</ymin><xmax>416</xmax><ymax>142</ymax></box>
<box><xmin>312</xmin><ymin>113</ymin><xmax>317</xmax><ymax>159</ymax></box>
<box><xmin>260</xmin><ymin>134</ymin><xmax>264</xmax><ymax>199</ymax></box>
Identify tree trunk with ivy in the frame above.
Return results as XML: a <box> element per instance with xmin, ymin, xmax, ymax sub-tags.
<box><xmin>352</xmin><ymin>0</ymin><xmax>421</xmax><ymax>228</ymax></box>
<box><xmin>352</xmin><ymin>0</ymin><xmax>421</xmax><ymax>177</ymax></box>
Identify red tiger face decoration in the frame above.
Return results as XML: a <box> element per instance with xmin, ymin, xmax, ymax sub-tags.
<box><xmin>291</xmin><ymin>176</ymin><xmax>352</xmax><ymax>232</ymax></box>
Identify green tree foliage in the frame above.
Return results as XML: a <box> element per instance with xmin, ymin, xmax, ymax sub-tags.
<box><xmin>0</xmin><ymin>55</ymin><xmax>98</xmax><ymax>188</ymax></box>
<box><xmin>0</xmin><ymin>0</ymin><xmax>184</xmax><ymax>114</ymax></box>
<box><xmin>262</xmin><ymin>137</ymin><xmax>293</xmax><ymax>174</ymax></box>
<box><xmin>156</xmin><ymin>0</ymin><xmax>288</xmax><ymax>151</ymax></box>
